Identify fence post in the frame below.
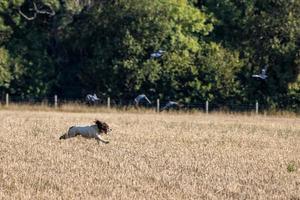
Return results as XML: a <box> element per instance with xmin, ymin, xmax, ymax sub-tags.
<box><xmin>107</xmin><ymin>97</ymin><xmax>111</xmax><ymax>109</ymax></box>
<box><xmin>156</xmin><ymin>99</ymin><xmax>160</xmax><ymax>112</ymax></box>
<box><xmin>6</xmin><ymin>93</ymin><xmax>9</xmax><ymax>107</ymax></box>
<box><xmin>205</xmin><ymin>100</ymin><xmax>209</xmax><ymax>114</ymax></box>
<box><xmin>54</xmin><ymin>95</ymin><xmax>58</xmax><ymax>109</ymax></box>
<box><xmin>255</xmin><ymin>101</ymin><xmax>259</xmax><ymax>115</ymax></box>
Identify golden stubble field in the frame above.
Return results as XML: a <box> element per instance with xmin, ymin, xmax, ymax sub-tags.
<box><xmin>0</xmin><ymin>109</ymin><xmax>299</xmax><ymax>199</ymax></box>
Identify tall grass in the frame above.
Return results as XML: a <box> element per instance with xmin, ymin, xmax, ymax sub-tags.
<box><xmin>0</xmin><ymin>102</ymin><xmax>298</xmax><ymax>117</ymax></box>
<box><xmin>0</xmin><ymin>109</ymin><xmax>299</xmax><ymax>199</ymax></box>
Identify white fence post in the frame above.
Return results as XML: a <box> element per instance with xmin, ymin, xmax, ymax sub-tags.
<box><xmin>107</xmin><ymin>97</ymin><xmax>111</xmax><ymax>109</ymax></box>
<box><xmin>205</xmin><ymin>100</ymin><xmax>209</xmax><ymax>114</ymax></box>
<box><xmin>156</xmin><ymin>99</ymin><xmax>160</xmax><ymax>112</ymax></box>
<box><xmin>256</xmin><ymin>101</ymin><xmax>259</xmax><ymax>115</ymax></box>
<box><xmin>54</xmin><ymin>95</ymin><xmax>58</xmax><ymax>109</ymax></box>
<box><xmin>6</xmin><ymin>93</ymin><xmax>9</xmax><ymax>107</ymax></box>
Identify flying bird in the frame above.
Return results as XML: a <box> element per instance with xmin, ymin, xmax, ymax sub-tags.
<box><xmin>134</xmin><ymin>94</ymin><xmax>151</xmax><ymax>106</ymax></box>
<box><xmin>86</xmin><ymin>93</ymin><xmax>99</xmax><ymax>105</ymax></box>
<box><xmin>160</xmin><ymin>101</ymin><xmax>179</xmax><ymax>111</ymax></box>
<box><xmin>150</xmin><ymin>49</ymin><xmax>165</xmax><ymax>58</ymax></box>
<box><xmin>252</xmin><ymin>66</ymin><xmax>268</xmax><ymax>80</ymax></box>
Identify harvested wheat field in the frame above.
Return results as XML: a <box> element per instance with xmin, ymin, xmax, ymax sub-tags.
<box><xmin>0</xmin><ymin>109</ymin><xmax>299</xmax><ymax>199</ymax></box>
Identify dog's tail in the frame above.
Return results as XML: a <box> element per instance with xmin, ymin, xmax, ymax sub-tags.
<box><xmin>59</xmin><ymin>134</ymin><xmax>67</xmax><ymax>140</ymax></box>
<box><xmin>60</xmin><ymin>126</ymin><xmax>76</xmax><ymax>140</ymax></box>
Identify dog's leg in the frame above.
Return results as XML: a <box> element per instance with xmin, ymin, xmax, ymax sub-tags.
<box><xmin>96</xmin><ymin>136</ymin><xmax>109</xmax><ymax>144</ymax></box>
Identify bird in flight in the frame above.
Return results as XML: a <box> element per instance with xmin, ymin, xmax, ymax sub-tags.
<box><xmin>252</xmin><ymin>66</ymin><xmax>268</xmax><ymax>80</ymax></box>
<box><xmin>86</xmin><ymin>93</ymin><xmax>99</xmax><ymax>105</ymax></box>
<box><xmin>150</xmin><ymin>50</ymin><xmax>165</xmax><ymax>58</ymax></box>
<box><xmin>160</xmin><ymin>101</ymin><xmax>179</xmax><ymax>111</ymax></box>
<box><xmin>134</xmin><ymin>94</ymin><xmax>151</xmax><ymax>106</ymax></box>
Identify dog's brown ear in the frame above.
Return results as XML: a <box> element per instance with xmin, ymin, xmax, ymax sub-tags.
<box><xmin>94</xmin><ymin>119</ymin><xmax>102</xmax><ymax>130</ymax></box>
<box><xmin>102</xmin><ymin>122</ymin><xmax>109</xmax><ymax>134</ymax></box>
<box><xmin>94</xmin><ymin>119</ymin><xmax>101</xmax><ymax>125</ymax></box>
<box><xmin>95</xmin><ymin>120</ymin><xmax>110</xmax><ymax>134</ymax></box>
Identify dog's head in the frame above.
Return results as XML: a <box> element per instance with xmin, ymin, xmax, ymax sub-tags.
<box><xmin>95</xmin><ymin>120</ymin><xmax>111</xmax><ymax>134</ymax></box>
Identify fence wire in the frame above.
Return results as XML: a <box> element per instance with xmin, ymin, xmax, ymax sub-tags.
<box><xmin>0</xmin><ymin>94</ymin><xmax>277</xmax><ymax>113</ymax></box>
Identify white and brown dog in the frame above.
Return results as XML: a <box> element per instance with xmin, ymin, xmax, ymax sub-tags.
<box><xmin>59</xmin><ymin>120</ymin><xmax>111</xmax><ymax>144</ymax></box>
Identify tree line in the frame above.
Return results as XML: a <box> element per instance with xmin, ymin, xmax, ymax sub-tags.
<box><xmin>0</xmin><ymin>0</ymin><xmax>299</xmax><ymax>111</ymax></box>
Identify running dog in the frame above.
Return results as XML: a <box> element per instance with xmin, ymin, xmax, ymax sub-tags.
<box><xmin>59</xmin><ymin>120</ymin><xmax>111</xmax><ymax>144</ymax></box>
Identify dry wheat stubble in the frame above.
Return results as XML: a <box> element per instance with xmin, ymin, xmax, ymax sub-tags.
<box><xmin>0</xmin><ymin>110</ymin><xmax>299</xmax><ymax>199</ymax></box>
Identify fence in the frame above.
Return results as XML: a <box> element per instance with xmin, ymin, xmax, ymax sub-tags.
<box><xmin>0</xmin><ymin>93</ymin><xmax>274</xmax><ymax>114</ymax></box>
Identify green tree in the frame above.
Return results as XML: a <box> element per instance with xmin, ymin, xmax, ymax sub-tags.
<box><xmin>0</xmin><ymin>48</ymin><xmax>11</xmax><ymax>88</ymax></box>
<box><xmin>200</xmin><ymin>0</ymin><xmax>300</xmax><ymax>109</ymax></box>
<box><xmin>0</xmin><ymin>0</ymin><xmax>94</xmax><ymax>98</ymax></box>
<box><xmin>59</xmin><ymin>0</ymin><xmax>242</xmax><ymax>104</ymax></box>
